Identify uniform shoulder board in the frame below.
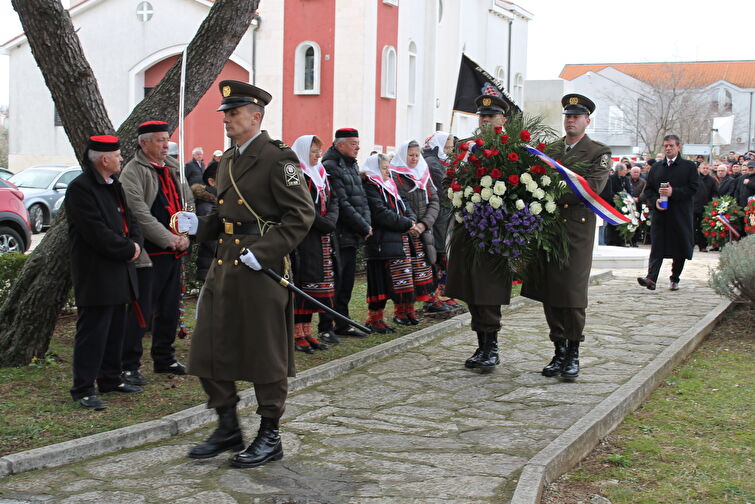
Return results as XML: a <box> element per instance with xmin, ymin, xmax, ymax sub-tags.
<box><xmin>270</xmin><ymin>139</ymin><xmax>290</xmax><ymax>150</ymax></box>
<box><xmin>592</xmin><ymin>139</ymin><xmax>610</xmax><ymax>148</ymax></box>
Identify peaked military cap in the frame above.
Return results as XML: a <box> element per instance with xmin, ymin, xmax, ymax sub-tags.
<box><xmin>561</xmin><ymin>93</ymin><xmax>596</xmax><ymax>115</ymax></box>
<box><xmin>475</xmin><ymin>94</ymin><xmax>509</xmax><ymax>116</ymax></box>
<box><xmin>217</xmin><ymin>80</ymin><xmax>272</xmax><ymax>111</ymax></box>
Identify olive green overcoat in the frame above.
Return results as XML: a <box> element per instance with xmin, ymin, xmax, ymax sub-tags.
<box><xmin>188</xmin><ymin>131</ymin><xmax>315</xmax><ymax>384</ymax></box>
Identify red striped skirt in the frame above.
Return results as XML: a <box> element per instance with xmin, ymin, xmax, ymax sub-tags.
<box><xmin>294</xmin><ymin>234</ymin><xmax>336</xmax><ymax>314</ymax></box>
<box><xmin>366</xmin><ymin>234</ymin><xmax>434</xmax><ymax>304</ymax></box>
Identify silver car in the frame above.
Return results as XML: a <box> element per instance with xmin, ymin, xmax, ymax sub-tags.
<box><xmin>8</xmin><ymin>165</ymin><xmax>82</xmax><ymax>234</ymax></box>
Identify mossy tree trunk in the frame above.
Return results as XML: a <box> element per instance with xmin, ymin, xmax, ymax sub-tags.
<box><xmin>0</xmin><ymin>0</ymin><xmax>259</xmax><ymax>367</ymax></box>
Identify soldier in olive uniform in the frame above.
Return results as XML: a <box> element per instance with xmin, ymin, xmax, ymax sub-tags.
<box><xmin>177</xmin><ymin>81</ymin><xmax>315</xmax><ymax>468</ymax></box>
<box><xmin>521</xmin><ymin>94</ymin><xmax>611</xmax><ymax>381</ymax></box>
<box><xmin>446</xmin><ymin>94</ymin><xmax>512</xmax><ymax>373</ymax></box>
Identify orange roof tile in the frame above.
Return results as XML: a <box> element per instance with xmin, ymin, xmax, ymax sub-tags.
<box><xmin>560</xmin><ymin>61</ymin><xmax>755</xmax><ymax>89</ymax></box>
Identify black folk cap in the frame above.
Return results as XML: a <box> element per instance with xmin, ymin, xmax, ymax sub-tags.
<box><xmin>137</xmin><ymin>121</ymin><xmax>170</xmax><ymax>135</ymax></box>
<box><xmin>217</xmin><ymin>80</ymin><xmax>272</xmax><ymax>111</ymax></box>
<box><xmin>87</xmin><ymin>135</ymin><xmax>120</xmax><ymax>152</ymax></box>
<box><xmin>475</xmin><ymin>94</ymin><xmax>509</xmax><ymax>116</ymax></box>
<box><xmin>561</xmin><ymin>93</ymin><xmax>596</xmax><ymax>115</ymax></box>
<box><xmin>335</xmin><ymin>128</ymin><xmax>359</xmax><ymax>138</ymax></box>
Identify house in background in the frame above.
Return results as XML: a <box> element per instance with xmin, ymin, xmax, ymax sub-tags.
<box><xmin>1</xmin><ymin>0</ymin><xmax>531</xmax><ymax>172</ymax></box>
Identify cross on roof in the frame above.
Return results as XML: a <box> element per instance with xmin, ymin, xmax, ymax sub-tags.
<box><xmin>136</xmin><ymin>1</ymin><xmax>154</xmax><ymax>22</ymax></box>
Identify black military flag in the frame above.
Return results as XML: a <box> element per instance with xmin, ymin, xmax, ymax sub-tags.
<box><xmin>452</xmin><ymin>53</ymin><xmax>520</xmax><ymax>116</ymax></box>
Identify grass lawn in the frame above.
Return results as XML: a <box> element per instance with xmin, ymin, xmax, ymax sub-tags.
<box><xmin>541</xmin><ymin>304</ymin><xmax>755</xmax><ymax>504</ymax></box>
<box><xmin>0</xmin><ymin>278</ymin><xmax>507</xmax><ymax>456</ymax></box>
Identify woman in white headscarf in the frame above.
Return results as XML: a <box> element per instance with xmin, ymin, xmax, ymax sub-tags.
<box><xmin>361</xmin><ymin>154</ymin><xmax>417</xmax><ymax>332</ymax></box>
<box><xmin>422</xmin><ymin>131</ymin><xmax>463</xmax><ymax>311</ymax></box>
<box><xmin>290</xmin><ymin>135</ymin><xmax>338</xmax><ymax>353</ymax></box>
<box><xmin>389</xmin><ymin>140</ymin><xmax>445</xmax><ymax>323</ymax></box>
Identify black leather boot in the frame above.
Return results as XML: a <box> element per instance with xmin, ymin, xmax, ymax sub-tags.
<box><xmin>188</xmin><ymin>406</ymin><xmax>244</xmax><ymax>459</ymax></box>
<box><xmin>231</xmin><ymin>417</ymin><xmax>283</xmax><ymax>468</ymax></box>
<box><xmin>560</xmin><ymin>340</ymin><xmax>580</xmax><ymax>380</ymax></box>
<box><xmin>542</xmin><ymin>339</ymin><xmax>567</xmax><ymax>377</ymax></box>
<box><xmin>477</xmin><ymin>332</ymin><xmax>500</xmax><ymax>373</ymax></box>
<box><xmin>464</xmin><ymin>331</ymin><xmax>485</xmax><ymax>369</ymax></box>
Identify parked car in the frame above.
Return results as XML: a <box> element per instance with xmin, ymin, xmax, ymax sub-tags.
<box><xmin>8</xmin><ymin>165</ymin><xmax>82</xmax><ymax>234</ymax></box>
<box><xmin>0</xmin><ymin>167</ymin><xmax>14</xmax><ymax>180</ymax></box>
<box><xmin>0</xmin><ymin>178</ymin><xmax>32</xmax><ymax>254</ymax></box>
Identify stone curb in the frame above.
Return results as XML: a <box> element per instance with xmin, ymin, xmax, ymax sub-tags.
<box><xmin>0</xmin><ymin>270</ymin><xmax>612</xmax><ymax>478</ymax></box>
<box><xmin>509</xmin><ymin>297</ymin><xmax>733</xmax><ymax>504</ymax></box>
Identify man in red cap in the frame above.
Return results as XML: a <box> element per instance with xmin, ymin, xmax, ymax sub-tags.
<box><xmin>66</xmin><ymin>135</ymin><xmax>144</xmax><ymax>410</ymax></box>
<box><xmin>119</xmin><ymin>120</ymin><xmax>194</xmax><ymax>386</ymax></box>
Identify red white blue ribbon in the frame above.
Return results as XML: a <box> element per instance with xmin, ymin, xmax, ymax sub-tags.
<box><xmin>715</xmin><ymin>214</ymin><xmax>740</xmax><ymax>238</ymax></box>
<box><xmin>524</xmin><ymin>146</ymin><xmax>630</xmax><ymax>226</ymax></box>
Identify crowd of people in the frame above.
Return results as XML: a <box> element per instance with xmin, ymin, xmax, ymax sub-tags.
<box><xmin>66</xmin><ymin>76</ymin><xmax>749</xmax><ymax>471</ymax></box>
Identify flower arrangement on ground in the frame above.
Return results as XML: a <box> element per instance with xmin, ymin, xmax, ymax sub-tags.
<box><xmin>744</xmin><ymin>200</ymin><xmax>755</xmax><ymax>235</ymax></box>
<box><xmin>445</xmin><ymin>115</ymin><xmax>570</xmax><ymax>273</ymax></box>
<box><xmin>701</xmin><ymin>195</ymin><xmax>743</xmax><ymax>249</ymax></box>
<box><xmin>612</xmin><ymin>191</ymin><xmax>639</xmax><ymax>243</ymax></box>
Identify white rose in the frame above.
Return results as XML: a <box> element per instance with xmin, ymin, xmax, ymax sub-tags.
<box><xmin>465</xmin><ymin>202</ymin><xmax>475</xmax><ymax>214</ymax></box>
<box><xmin>447</xmin><ymin>187</ymin><xmax>454</xmax><ymax>199</ymax></box>
<box><xmin>621</xmin><ymin>206</ymin><xmax>628</xmax><ymax>212</ymax></box>
<box><xmin>526</xmin><ymin>181</ymin><xmax>538</xmax><ymax>193</ymax></box>
<box><xmin>520</xmin><ymin>172</ymin><xmax>533</xmax><ymax>184</ymax></box>
<box><xmin>489</xmin><ymin>195</ymin><xmax>503</xmax><ymax>209</ymax></box>
<box><xmin>541</xmin><ymin>175</ymin><xmax>551</xmax><ymax>186</ymax></box>
<box><xmin>530</xmin><ymin>201</ymin><xmax>543</xmax><ymax>215</ymax></box>
<box><xmin>559</xmin><ymin>180</ymin><xmax>567</xmax><ymax>189</ymax></box>
<box><xmin>454</xmin><ymin>190</ymin><xmax>463</xmax><ymax>199</ymax></box>
<box><xmin>471</xmin><ymin>193</ymin><xmax>482</xmax><ymax>203</ymax></box>
<box><xmin>455</xmin><ymin>212</ymin><xmax>463</xmax><ymax>223</ymax></box>
<box><xmin>452</xmin><ymin>195</ymin><xmax>463</xmax><ymax>208</ymax></box>
<box><xmin>464</xmin><ymin>186</ymin><xmax>474</xmax><ymax>197</ymax></box>
<box><xmin>481</xmin><ymin>187</ymin><xmax>493</xmax><ymax>201</ymax></box>
<box><xmin>515</xmin><ymin>199</ymin><xmax>525</xmax><ymax>210</ymax></box>
<box><xmin>493</xmin><ymin>181</ymin><xmax>507</xmax><ymax>195</ymax></box>
<box><xmin>534</xmin><ymin>188</ymin><xmax>545</xmax><ymax>199</ymax></box>
<box><xmin>480</xmin><ymin>175</ymin><xmax>493</xmax><ymax>188</ymax></box>
<box><xmin>545</xmin><ymin>201</ymin><xmax>557</xmax><ymax>213</ymax></box>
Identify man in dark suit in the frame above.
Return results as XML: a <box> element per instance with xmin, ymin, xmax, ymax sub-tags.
<box><xmin>184</xmin><ymin>147</ymin><xmax>205</xmax><ymax>186</ymax></box>
<box><xmin>638</xmin><ymin>134</ymin><xmax>699</xmax><ymax>291</ymax></box>
<box><xmin>693</xmin><ymin>163</ymin><xmax>716</xmax><ymax>251</ymax></box>
<box><xmin>521</xmin><ymin>94</ymin><xmax>611</xmax><ymax>381</ymax></box>
<box><xmin>65</xmin><ymin>135</ymin><xmax>144</xmax><ymax>410</ymax></box>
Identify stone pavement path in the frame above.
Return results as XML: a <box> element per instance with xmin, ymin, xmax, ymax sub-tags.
<box><xmin>0</xmin><ymin>255</ymin><xmax>722</xmax><ymax>504</ymax></box>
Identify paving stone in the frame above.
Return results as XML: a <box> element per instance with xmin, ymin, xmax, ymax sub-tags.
<box><xmin>58</xmin><ymin>479</ymin><xmax>101</xmax><ymax>492</ymax></box>
<box><xmin>149</xmin><ymin>485</ymin><xmax>196</xmax><ymax>500</ymax></box>
<box><xmin>83</xmin><ymin>445</ymin><xmax>190</xmax><ymax>478</ymax></box>
<box><xmin>58</xmin><ymin>491</ymin><xmax>145</xmax><ymax>504</ymax></box>
<box><xmin>173</xmin><ymin>490</ymin><xmax>237</xmax><ymax>504</ymax></box>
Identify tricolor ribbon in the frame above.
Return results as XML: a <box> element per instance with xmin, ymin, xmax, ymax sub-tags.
<box><xmin>523</xmin><ymin>146</ymin><xmax>630</xmax><ymax>226</ymax></box>
<box><xmin>715</xmin><ymin>214</ymin><xmax>740</xmax><ymax>238</ymax></box>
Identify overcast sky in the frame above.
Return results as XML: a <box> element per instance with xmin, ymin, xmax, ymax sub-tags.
<box><xmin>1</xmin><ymin>0</ymin><xmax>754</xmax><ymax>107</ymax></box>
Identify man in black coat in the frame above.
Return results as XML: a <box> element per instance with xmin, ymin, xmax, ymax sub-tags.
<box><xmin>319</xmin><ymin>128</ymin><xmax>372</xmax><ymax>341</ymax></box>
<box><xmin>65</xmin><ymin>135</ymin><xmax>144</xmax><ymax>410</ymax></box>
<box><xmin>734</xmin><ymin>161</ymin><xmax>755</xmax><ymax>207</ymax></box>
<box><xmin>693</xmin><ymin>163</ymin><xmax>716</xmax><ymax>251</ymax></box>
<box><xmin>184</xmin><ymin>147</ymin><xmax>205</xmax><ymax>186</ymax></box>
<box><xmin>601</xmin><ymin>162</ymin><xmax>632</xmax><ymax>246</ymax></box>
<box><xmin>638</xmin><ymin>135</ymin><xmax>699</xmax><ymax>291</ymax></box>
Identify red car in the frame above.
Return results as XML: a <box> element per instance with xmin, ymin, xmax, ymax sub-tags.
<box><xmin>0</xmin><ymin>178</ymin><xmax>32</xmax><ymax>253</ymax></box>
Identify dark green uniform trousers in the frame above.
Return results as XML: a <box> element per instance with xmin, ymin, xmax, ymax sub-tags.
<box><xmin>467</xmin><ymin>304</ymin><xmax>502</xmax><ymax>332</ymax></box>
<box><xmin>543</xmin><ymin>305</ymin><xmax>585</xmax><ymax>342</ymax></box>
<box><xmin>200</xmin><ymin>377</ymin><xmax>288</xmax><ymax>419</ymax></box>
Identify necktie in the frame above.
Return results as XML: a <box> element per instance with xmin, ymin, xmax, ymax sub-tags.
<box><xmin>566</xmin><ymin>145</ymin><xmax>572</xmax><ymax>153</ymax></box>
<box><xmin>232</xmin><ymin>148</ymin><xmax>240</xmax><ymax>163</ymax></box>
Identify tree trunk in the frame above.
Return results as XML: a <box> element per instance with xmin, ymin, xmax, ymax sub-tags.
<box><xmin>0</xmin><ymin>0</ymin><xmax>259</xmax><ymax>367</ymax></box>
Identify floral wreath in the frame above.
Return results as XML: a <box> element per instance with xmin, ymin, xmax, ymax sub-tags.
<box><xmin>744</xmin><ymin>199</ymin><xmax>755</xmax><ymax>235</ymax></box>
<box><xmin>701</xmin><ymin>195</ymin><xmax>743</xmax><ymax>248</ymax></box>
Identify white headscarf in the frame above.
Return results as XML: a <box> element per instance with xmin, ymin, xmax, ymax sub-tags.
<box><xmin>389</xmin><ymin>141</ymin><xmax>435</xmax><ymax>200</ymax></box>
<box><xmin>424</xmin><ymin>131</ymin><xmax>451</xmax><ymax>161</ymax></box>
<box><xmin>363</xmin><ymin>154</ymin><xmax>404</xmax><ymax>212</ymax></box>
<box><xmin>291</xmin><ymin>135</ymin><xmax>328</xmax><ymax>203</ymax></box>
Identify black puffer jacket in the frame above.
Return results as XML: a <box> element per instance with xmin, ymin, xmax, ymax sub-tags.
<box><xmin>322</xmin><ymin>145</ymin><xmax>371</xmax><ymax>248</ymax></box>
<box><xmin>422</xmin><ymin>146</ymin><xmax>452</xmax><ymax>259</ymax></box>
<box><xmin>363</xmin><ymin>178</ymin><xmax>415</xmax><ymax>259</ymax></box>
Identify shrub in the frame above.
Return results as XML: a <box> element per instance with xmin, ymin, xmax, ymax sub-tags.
<box><xmin>0</xmin><ymin>252</ymin><xmax>28</xmax><ymax>306</ymax></box>
<box><xmin>708</xmin><ymin>233</ymin><xmax>755</xmax><ymax>304</ymax></box>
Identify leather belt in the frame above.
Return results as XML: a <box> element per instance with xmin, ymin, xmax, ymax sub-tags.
<box><xmin>222</xmin><ymin>220</ymin><xmax>261</xmax><ymax>235</ymax></box>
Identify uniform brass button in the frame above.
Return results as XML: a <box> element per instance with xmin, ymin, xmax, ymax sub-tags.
<box><xmin>236</xmin><ymin>221</ymin><xmax>242</xmax><ymax>226</ymax></box>
<box><xmin>234</xmin><ymin>259</ymin><xmax>239</xmax><ymax>266</ymax></box>
<box><xmin>234</xmin><ymin>238</ymin><xmax>240</xmax><ymax>245</ymax></box>
<box><xmin>563</xmin><ymin>203</ymin><xmax>569</xmax><ymax>209</ymax></box>
<box><xmin>237</xmin><ymin>199</ymin><xmax>243</xmax><ymax>205</ymax></box>
<box><xmin>217</xmin><ymin>259</ymin><xmax>223</xmax><ymax>265</ymax></box>
<box><xmin>581</xmin><ymin>217</ymin><xmax>586</xmax><ymax>222</ymax></box>
<box><xmin>219</xmin><ymin>199</ymin><xmax>224</xmax><ymax>205</ymax></box>
<box><xmin>219</xmin><ymin>238</ymin><xmax>223</xmax><ymax>244</ymax></box>
<box><xmin>562</xmin><ymin>218</ymin><xmax>567</xmax><ymax>222</ymax></box>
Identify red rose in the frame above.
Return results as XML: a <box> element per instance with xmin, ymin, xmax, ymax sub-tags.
<box><xmin>473</xmin><ymin>185</ymin><xmax>482</xmax><ymax>193</ymax></box>
<box><xmin>482</xmin><ymin>149</ymin><xmax>494</xmax><ymax>159</ymax></box>
<box><xmin>476</xmin><ymin>167</ymin><xmax>488</xmax><ymax>178</ymax></box>
<box><xmin>520</xmin><ymin>130</ymin><xmax>531</xmax><ymax>142</ymax></box>
<box><xmin>451</xmin><ymin>182</ymin><xmax>461</xmax><ymax>192</ymax></box>
<box><xmin>508</xmin><ymin>152</ymin><xmax>520</xmax><ymax>162</ymax></box>
<box><xmin>537</xmin><ymin>142</ymin><xmax>547</xmax><ymax>151</ymax></box>
<box><xmin>508</xmin><ymin>174</ymin><xmax>520</xmax><ymax>186</ymax></box>
<box><xmin>453</xmin><ymin>153</ymin><xmax>465</xmax><ymax>163</ymax></box>
<box><xmin>445</xmin><ymin>168</ymin><xmax>455</xmax><ymax>177</ymax></box>
<box><xmin>725</xmin><ymin>213</ymin><xmax>731</xmax><ymax>219</ymax></box>
<box><xmin>530</xmin><ymin>164</ymin><xmax>546</xmax><ymax>175</ymax></box>
<box><xmin>459</xmin><ymin>142</ymin><xmax>469</xmax><ymax>152</ymax></box>
<box><xmin>710</xmin><ymin>211</ymin><xmax>716</xmax><ymax>216</ymax></box>
<box><xmin>494</xmin><ymin>125</ymin><xmax>503</xmax><ymax>134</ymax></box>
<box><xmin>713</xmin><ymin>201</ymin><xmax>718</xmax><ymax>206</ymax></box>
<box><xmin>500</xmin><ymin>134</ymin><xmax>509</xmax><ymax>144</ymax></box>
<box><xmin>719</xmin><ymin>232</ymin><xmax>726</xmax><ymax>237</ymax></box>
<box><xmin>475</xmin><ymin>137</ymin><xmax>485</xmax><ymax>147</ymax></box>
<box><xmin>490</xmin><ymin>168</ymin><xmax>502</xmax><ymax>178</ymax></box>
